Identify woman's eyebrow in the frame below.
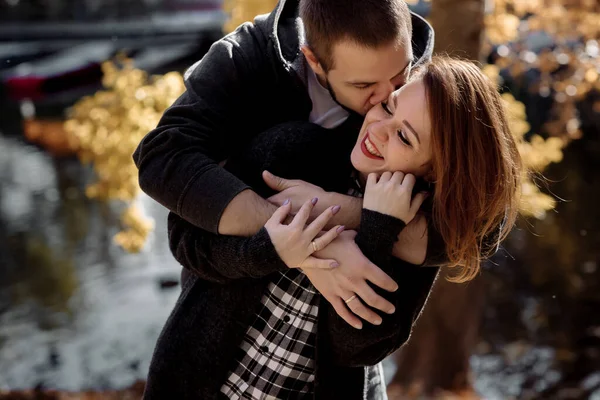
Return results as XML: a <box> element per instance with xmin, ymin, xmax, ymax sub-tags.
<box><xmin>402</xmin><ymin>120</ymin><xmax>421</xmax><ymax>144</ymax></box>
<box><xmin>392</xmin><ymin>93</ymin><xmax>421</xmax><ymax>144</ymax></box>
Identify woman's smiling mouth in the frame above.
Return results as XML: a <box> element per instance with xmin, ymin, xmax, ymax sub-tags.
<box><xmin>361</xmin><ymin>132</ymin><xmax>384</xmax><ymax>159</ymax></box>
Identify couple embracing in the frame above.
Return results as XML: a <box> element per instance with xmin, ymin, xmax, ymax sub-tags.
<box><xmin>134</xmin><ymin>0</ymin><xmax>522</xmax><ymax>398</ymax></box>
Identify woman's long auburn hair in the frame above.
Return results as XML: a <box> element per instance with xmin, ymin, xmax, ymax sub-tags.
<box><xmin>414</xmin><ymin>57</ymin><xmax>522</xmax><ymax>283</ymax></box>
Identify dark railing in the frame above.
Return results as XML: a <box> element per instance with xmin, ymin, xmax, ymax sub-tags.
<box><xmin>0</xmin><ymin>0</ymin><xmax>223</xmax><ymax>22</ymax></box>
<box><xmin>0</xmin><ymin>0</ymin><xmax>225</xmax><ymax>40</ymax></box>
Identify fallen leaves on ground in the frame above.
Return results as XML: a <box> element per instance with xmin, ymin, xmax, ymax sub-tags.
<box><xmin>0</xmin><ymin>381</ymin><xmax>145</xmax><ymax>400</ymax></box>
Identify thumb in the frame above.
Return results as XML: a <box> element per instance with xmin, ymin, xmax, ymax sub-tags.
<box><xmin>301</xmin><ymin>256</ymin><xmax>340</xmax><ymax>270</ymax></box>
<box><xmin>263</xmin><ymin>170</ymin><xmax>292</xmax><ymax>192</ymax></box>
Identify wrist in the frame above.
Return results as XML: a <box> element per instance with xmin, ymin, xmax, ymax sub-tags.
<box><xmin>327</xmin><ymin>192</ymin><xmax>362</xmax><ymax>230</ymax></box>
<box><xmin>357</xmin><ymin>209</ymin><xmax>406</xmax><ymax>245</ymax></box>
<box><xmin>355</xmin><ymin>209</ymin><xmax>406</xmax><ymax>261</ymax></box>
<box><xmin>362</xmin><ymin>204</ymin><xmax>405</xmax><ymax>224</ymax></box>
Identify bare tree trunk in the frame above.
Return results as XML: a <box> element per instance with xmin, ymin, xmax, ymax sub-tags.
<box><xmin>224</xmin><ymin>0</ymin><xmax>278</xmax><ymax>34</ymax></box>
<box><xmin>388</xmin><ymin>1</ymin><xmax>487</xmax><ymax>398</ymax></box>
<box><xmin>388</xmin><ymin>270</ymin><xmax>486</xmax><ymax>398</ymax></box>
<box><xmin>428</xmin><ymin>0</ymin><xmax>486</xmax><ymax>61</ymax></box>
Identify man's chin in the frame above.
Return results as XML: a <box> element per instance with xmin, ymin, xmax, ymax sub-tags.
<box><xmin>341</xmin><ymin>103</ymin><xmax>369</xmax><ymax>116</ymax></box>
<box><xmin>355</xmin><ymin>107</ymin><xmax>369</xmax><ymax>117</ymax></box>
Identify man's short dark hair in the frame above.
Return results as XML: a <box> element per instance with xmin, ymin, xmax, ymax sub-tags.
<box><xmin>299</xmin><ymin>0</ymin><xmax>412</xmax><ymax>71</ymax></box>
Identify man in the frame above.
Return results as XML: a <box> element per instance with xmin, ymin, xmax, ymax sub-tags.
<box><xmin>134</xmin><ymin>0</ymin><xmax>434</xmax><ymax>324</ymax></box>
<box><xmin>135</xmin><ymin>1</ymin><xmax>436</xmax><ymax>398</ymax></box>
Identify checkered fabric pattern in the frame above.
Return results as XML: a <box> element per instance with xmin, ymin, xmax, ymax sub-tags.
<box><xmin>220</xmin><ymin>269</ymin><xmax>319</xmax><ymax>399</ymax></box>
<box><xmin>221</xmin><ymin>170</ymin><xmax>366</xmax><ymax>399</ymax></box>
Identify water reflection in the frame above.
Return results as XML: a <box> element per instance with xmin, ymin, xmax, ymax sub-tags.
<box><xmin>472</xmin><ymin>134</ymin><xmax>600</xmax><ymax>398</ymax></box>
<box><xmin>0</xmin><ymin>132</ymin><xmax>180</xmax><ymax>390</ymax></box>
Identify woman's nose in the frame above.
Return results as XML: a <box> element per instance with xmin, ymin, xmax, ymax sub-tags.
<box><xmin>369</xmin><ymin>122</ymin><xmax>390</xmax><ymax>143</ymax></box>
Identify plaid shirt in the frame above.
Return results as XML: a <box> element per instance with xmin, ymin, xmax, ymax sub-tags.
<box><xmin>221</xmin><ymin>172</ymin><xmax>368</xmax><ymax>399</ymax></box>
<box><xmin>220</xmin><ymin>269</ymin><xmax>319</xmax><ymax>399</ymax></box>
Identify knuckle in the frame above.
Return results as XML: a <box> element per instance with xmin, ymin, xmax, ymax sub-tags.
<box><xmin>351</xmin><ymin>304</ymin><xmax>367</xmax><ymax>314</ymax></box>
<box><xmin>364</xmin><ymin>294</ymin><xmax>378</xmax><ymax>307</ymax></box>
<box><xmin>374</xmin><ymin>299</ymin><xmax>390</xmax><ymax>312</ymax></box>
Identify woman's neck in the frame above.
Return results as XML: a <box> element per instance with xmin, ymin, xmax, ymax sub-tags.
<box><xmin>357</xmin><ymin>171</ymin><xmax>368</xmax><ymax>191</ymax></box>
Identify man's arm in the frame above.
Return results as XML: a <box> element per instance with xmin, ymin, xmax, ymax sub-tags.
<box><xmin>325</xmin><ymin>193</ymin><xmax>428</xmax><ymax>263</ymax></box>
<box><xmin>218</xmin><ymin>189</ymin><xmax>279</xmax><ymax>236</ymax></box>
<box><xmin>265</xmin><ymin>175</ymin><xmax>427</xmax><ymax>261</ymax></box>
<box><xmin>321</xmin><ymin>192</ymin><xmax>362</xmax><ymax>230</ymax></box>
<box><xmin>264</xmin><ymin>184</ymin><xmax>363</xmax><ymax>231</ymax></box>
<box><xmin>133</xmin><ymin>23</ymin><xmax>274</xmax><ymax>234</ymax></box>
<box><xmin>391</xmin><ymin>214</ymin><xmax>428</xmax><ymax>264</ymax></box>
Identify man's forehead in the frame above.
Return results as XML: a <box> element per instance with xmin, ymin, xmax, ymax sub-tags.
<box><xmin>344</xmin><ymin>61</ymin><xmax>411</xmax><ymax>84</ymax></box>
<box><xmin>330</xmin><ymin>41</ymin><xmax>412</xmax><ymax>82</ymax></box>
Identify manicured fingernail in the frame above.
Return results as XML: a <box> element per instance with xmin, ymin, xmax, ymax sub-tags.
<box><xmin>373</xmin><ymin>318</ymin><xmax>382</xmax><ymax>325</ymax></box>
<box><xmin>311</xmin><ymin>197</ymin><xmax>318</xmax><ymax>205</ymax></box>
<box><xmin>332</xmin><ymin>205</ymin><xmax>341</xmax><ymax>214</ymax></box>
<box><xmin>336</xmin><ymin>225</ymin><xmax>345</xmax><ymax>233</ymax></box>
<box><xmin>393</xmin><ymin>285</ymin><xmax>399</xmax><ymax>292</ymax></box>
<box><xmin>387</xmin><ymin>307</ymin><xmax>395</xmax><ymax>314</ymax></box>
<box><xmin>283</xmin><ymin>199</ymin><xmax>290</xmax><ymax>205</ymax></box>
<box><xmin>354</xmin><ymin>324</ymin><xmax>362</xmax><ymax>330</ymax></box>
<box><xmin>330</xmin><ymin>262</ymin><xmax>340</xmax><ymax>268</ymax></box>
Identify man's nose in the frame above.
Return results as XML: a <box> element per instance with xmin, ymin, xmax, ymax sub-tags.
<box><xmin>369</xmin><ymin>81</ymin><xmax>395</xmax><ymax>106</ymax></box>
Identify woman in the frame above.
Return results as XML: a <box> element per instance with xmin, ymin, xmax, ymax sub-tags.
<box><xmin>144</xmin><ymin>57</ymin><xmax>522</xmax><ymax>399</ymax></box>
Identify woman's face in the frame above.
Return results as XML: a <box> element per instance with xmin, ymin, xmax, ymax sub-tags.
<box><xmin>350</xmin><ymin>78</ymin><xmax>433</xmax><ymax>178</ymax></box>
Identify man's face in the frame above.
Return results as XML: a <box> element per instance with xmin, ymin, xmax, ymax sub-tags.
<box><xmin>305</xmin><ymin>39</ymin><xmax>412</xmax><ymax>116</ymax></box>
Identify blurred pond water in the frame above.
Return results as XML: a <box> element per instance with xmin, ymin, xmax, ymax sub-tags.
<box><xmin>0</xmin><ymin>128</ymin><xmax>182</xmax><ymax>390</ymax></box>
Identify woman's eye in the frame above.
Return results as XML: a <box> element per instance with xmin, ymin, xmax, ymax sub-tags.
<box><xmin>381</xmin><ymin>101</ymin><xmax>393</xmax><ymax>115</ymax></box>
<box><xmin>398</xmin><ymin>130</ymin><xmax>412</xmax><ymax>147</ymax></box>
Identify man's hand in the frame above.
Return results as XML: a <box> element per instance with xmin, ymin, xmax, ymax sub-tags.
<box><xmin>263</xmin><ymin>171</ymin><xmax>362</xmax><ymax>229</ymax></box>
<box><xmin>393</xmin><ymin>214</ymin><xmax>428</xmax><ymax>265</ymax></box>
<box><xmin>263</xmin><ymin>170</ymin><xmax>326</xmax><ymax>216</ymax></box>
<box><xmin>303</xmin><ymin>231</ymin><xmax>399</xmax><ymax>329</ymax></box>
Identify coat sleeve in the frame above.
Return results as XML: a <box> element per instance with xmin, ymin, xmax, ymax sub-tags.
<box><xmin>133</xmin><ymin>23</ymin><xmax>273</xmax><ymax>233</ymax></box>
<box><xmin>166</xmin><ymin>121</ymin><xmax>346</xmax><ymax>283</ymax></box>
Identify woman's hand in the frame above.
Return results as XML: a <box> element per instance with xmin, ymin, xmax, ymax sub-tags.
<box><xmin>303</xmin><ymin>230</ymin><xmax>398</xmax><ymax>329</ymax></box>
<box><xmin>363</xmin><ymin>171</ymin><xmax>428</xmax><ymax>224</ymax></box>
<box><xmin>265</xmin><ymin>198</ymin><xmax>345</xmax><ymax>270</ymax></box>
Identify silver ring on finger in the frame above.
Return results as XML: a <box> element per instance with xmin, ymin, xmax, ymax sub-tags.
<box><xmin>345</xmin><ymin>294</ymin><xmax>357</xmax><ymax>304</ymax></box>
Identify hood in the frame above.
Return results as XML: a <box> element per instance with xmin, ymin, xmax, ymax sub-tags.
<box><xmin>255</xmin><ymin>0</ymin><xmax>435</xmax><ymax>74</ymax></box>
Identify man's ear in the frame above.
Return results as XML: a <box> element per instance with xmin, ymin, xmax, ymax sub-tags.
<box><xmin>301</xmin><ymin>45</ymin><xmax>326</xmax><ymax>76</ymax></box>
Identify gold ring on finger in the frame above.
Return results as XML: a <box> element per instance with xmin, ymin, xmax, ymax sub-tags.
<box><xmin>311</xmin><ymin>240</ymin><xmax>319</xmax><ymax>252</ymax></box>
<box><xmin>345</xmin><ymin>294</ymin><xmax>357</xmax><ymax>304</ymax></box>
